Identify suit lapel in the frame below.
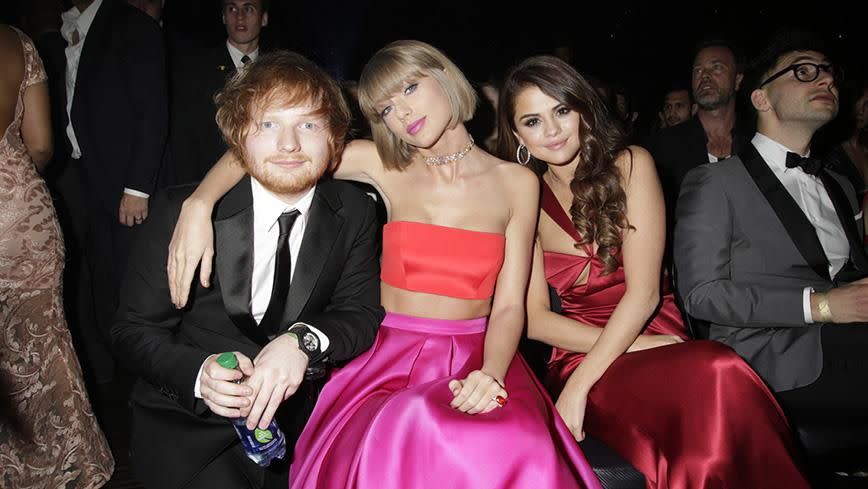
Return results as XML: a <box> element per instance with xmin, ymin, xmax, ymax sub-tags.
<box><xmin>284</xmin><ymin>183</ymin><xmax>344</xmax><ymax>323</ymax></box>
<box><xmin>71</xmin><ymin>0</ymin><xmax>111</xmax><ymax>117</ymax></box>
<box><xmin>214</xmin><ymin>177</ymin><xmax>269</xmax><ymax>345</ymax></box>
<box><xmin>818</xmin><ymin>171</ymin><xmax>868</xmax><ymax>274</ymax></box>
<box><xmin>215</xmin><ymin>44</ymin><xmax>236</xmax><ymax>79</ymax></box>
<box><xmin>740</xmin><ymin>144</ymin><xmax>831</xmax><ymax>280</ymax></box>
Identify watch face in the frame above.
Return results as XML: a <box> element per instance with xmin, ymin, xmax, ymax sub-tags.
<box><xmin>302</xmin><ymin>331</ymin><xmax>319</xmax><ymax>352</ymax></box>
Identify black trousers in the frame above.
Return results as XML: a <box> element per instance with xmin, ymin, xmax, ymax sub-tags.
<box><xmin>776</xmin><ymin>324</ymin><xmax>868</xmax><ymax>422</ymax></box>
<box><xmin>53</xmin><ymin>158</ymin><xmax>135</xmax><ymax>384</ymax></box>
<box><xmin>183</xmin><ymin>444</ymin><xmax>289</xmax><ymax>489</ymax></box>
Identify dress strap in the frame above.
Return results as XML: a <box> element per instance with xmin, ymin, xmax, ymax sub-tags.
<box><xmin>540</xmin><ymin>180</ymin><xmax>590</xmax><ymax>251</ymax></box>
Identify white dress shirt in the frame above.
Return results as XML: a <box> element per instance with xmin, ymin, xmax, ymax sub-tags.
<box><xmin>194</xmin><ymin>179</ymin><xmax>329</xmax><ymax>398</ymax></box>
<box><xmin>752</xmin><ymin>132</ymin><xmax>851</xmax><ymax>323</ymax></box>
<box><xmin>61</xmin><ymin>0</ymin><xmax>102</xmax><ymax>161</ymax></box>
<box><xmin>61</xmin><ymin>0</ymin><xmax>147</xmax><ymax>198</ymax></box>
<box><xmin>226</xmin><ymin>41</ymin><xmax>258</xmax><ymax>69</ymax></box>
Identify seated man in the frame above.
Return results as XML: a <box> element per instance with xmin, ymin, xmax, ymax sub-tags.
<box><xmin>674</xmin><ymin>31</ymin><xmax>868</xmax><ymax>429</ymax></box>
<box><xmin>112</xmin><ymin>51</ymin><xmax>384</xmax><ymax>489</ymax></box>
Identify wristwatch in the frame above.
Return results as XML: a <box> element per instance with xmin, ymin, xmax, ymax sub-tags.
<box><xmin>286</xmin><ymin>325</ymin><xmax>322</xmax><ymax>360</ymax></box>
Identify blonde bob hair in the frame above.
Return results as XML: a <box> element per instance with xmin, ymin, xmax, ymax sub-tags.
<box><xmin>358</xmin><ymin>40</ymin><xmax>477</xmax><ymax>170</ymax></box>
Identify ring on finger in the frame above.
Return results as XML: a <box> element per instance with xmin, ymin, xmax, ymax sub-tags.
<box><xmin>492</xmin><ymin>395</ymin><xmax>507</xmax><ymax>407</ymax></box>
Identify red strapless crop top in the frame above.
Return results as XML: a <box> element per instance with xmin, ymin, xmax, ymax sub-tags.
<box><xmin>381</xmin><ymin>221</ymin><xmax>505</xmax><ymax>300</ymax></box>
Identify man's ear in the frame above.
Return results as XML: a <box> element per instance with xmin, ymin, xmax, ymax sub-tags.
<box><xmin>751</xmin><ymin>88</ymin><xmax>770</xmax><ymax>113</ymax></box>
<box><xmin>735</xmin><ymin>72</ymin><xmax>744</xmax><ymax>92</ymax></box>
<box><xmin>261</xmin><ymin>12</ymin><xmax>269</xmax><ymax>27</ymax></box>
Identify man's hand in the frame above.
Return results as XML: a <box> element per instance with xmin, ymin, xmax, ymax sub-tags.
<box><xmin>242</xmin><ymin>334</ymin><xmax>309</xmax><ymax>430</ymax></box>
<box><xmin>119</xmin><ymin>193</ymin><xmax>149</xmax><ymax>227</ymax></box>
<box><xmin>816</xmin><ymin>278</ymin><xmax>868</xmax><ymax>323</ymax></box>
<box><xmin>200</xmin><ymin>352</ymin><xmax>254</xmax><ymax>418</ymax></box>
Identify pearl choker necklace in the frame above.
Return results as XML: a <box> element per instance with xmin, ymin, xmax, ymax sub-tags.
<box><xmin>423</xmin><ymin>137</ymin><xmax>475</xmax><ymax>166</ymax></box>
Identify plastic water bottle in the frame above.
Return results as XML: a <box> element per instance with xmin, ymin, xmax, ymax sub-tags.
<box><xmin>216</xmin><ymin>352</ymin><xmax>287</xmax><ymax>467</ymax></box>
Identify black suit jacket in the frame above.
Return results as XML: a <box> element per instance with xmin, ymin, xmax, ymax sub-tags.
<box><xmin>112</xmin><ymin>177</ymin><xmax>384</xmax><ymax>489</ymax></box>
<box><xmin>648</xmin><ymin>116</ymin><xmax>751</xmax><ymax>219</ymax></box>
<box><xmin>64</xmin><ymin>1</ymin><xmax>168</xmax><ymax>215</ymax></box>
<box><xmin>169</xmin><ymin>43</ymin><xmax>238</xmax><ymax>185</ymax></box>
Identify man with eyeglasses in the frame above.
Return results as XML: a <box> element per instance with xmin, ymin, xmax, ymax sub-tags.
<box><xmin>674</xmin><ymin>31</ymin><xmax>868</xmax><ymax>443</ymax></box>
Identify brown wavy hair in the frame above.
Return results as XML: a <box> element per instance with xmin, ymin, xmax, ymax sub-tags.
<box><xmin>215</xmin><ymin>50</ymin><xmax>350</xmax><ymax>169</ymax></box>
<box><xmin>496</xmin><ymin>56</ymin><xmax>632</xmax><ymax>273</ymax></box>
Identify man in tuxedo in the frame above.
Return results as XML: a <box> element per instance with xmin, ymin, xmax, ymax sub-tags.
<box><xmin>169</xmin><ymin>0</ymin><xmax>269</xmax><ymax>184</ymax></box>
<box><xmin>56</xmin><ymin>0</ymin><xmax>167</xmax><ymax>384</ymax></box>
<box><xmin>112</xmin><ymin>51</ymin><xmax>384</xmax><ymax>489</ymax></box>
<box><xmin>674</xmin><ymin>32</ymin><xmax>868</xmax><ymax>427</ymax></box>
<box><xmin>649</xmin><ymin>40</ymin><xmax>751</xmax><ymax>231</ymax></box>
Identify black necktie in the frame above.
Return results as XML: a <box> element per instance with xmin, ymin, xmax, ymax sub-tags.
<box><xmin>260</xmin><ymin>210</ymin><xmax>300</xmax><ymax>334</ymax></box>
<box><xmin>785</xmin><ymin>152</ymin><xmax>823</xmax><ymax>176</ymax></box>
<box><xmin>240</xmin><ymin>54</ymin><xmax>251</xmax><ymax>65</ymax></box>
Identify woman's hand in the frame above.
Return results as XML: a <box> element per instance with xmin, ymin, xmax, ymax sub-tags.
<box><xmin>555</xmin><ymin>382</ymin><xmax>589</xmax><ymax>441</ymax></box>
<box><xmin>448</xmin><ymin>370</ymin><xmax>507</xmax><ymax>415</ymax></box>
<box><xmin>167</xmin><ymin>198</ymin><xmax>215</xmax><ymax>308</ymax></box>
<box><xmin>626</xmin><ymin>334</ymin><xmax>684</xmax><ymax>353</ymax></box>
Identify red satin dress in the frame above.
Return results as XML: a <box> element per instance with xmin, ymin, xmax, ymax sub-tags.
<box><xmin>541</xmin><ymin>182</ymin><xmax>810</xmax><ymax>489</ymax></box>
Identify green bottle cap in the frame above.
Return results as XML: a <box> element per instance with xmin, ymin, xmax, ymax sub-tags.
<box><xmin>216</xmin><ymin>352</ymin><xmax>238</xmax><ymax>370</ymax></box>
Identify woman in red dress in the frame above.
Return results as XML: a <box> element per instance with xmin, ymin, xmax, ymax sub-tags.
<box><xmin>496</xmin><ymin>55</ymin><xmax>810</xmax><ymax>489</ymax></box>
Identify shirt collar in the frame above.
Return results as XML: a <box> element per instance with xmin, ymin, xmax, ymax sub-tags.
<box><xmin>251</xmin><ymin>178</ymin><xmax>316</xmax><ymax>234</ymax></box>
<box><xmin>61</xmin><ymin>0</ymin><xmax>104</xmax><ymax>43</ymax></box>
<box><xmin>226</xmin><ymin>41</ymin><xmax>259</xmax><ymax>69</ymax></box>
<box><xmin>752</xmin><ymin>132</ymin><xmax>811</xmax><ymax>174</ymax></box>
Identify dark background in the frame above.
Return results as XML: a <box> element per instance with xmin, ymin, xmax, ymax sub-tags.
<box><xmin>7</xmin><ymin>0</ymin><xmax>867</xmax><ymax>132</ymax></box>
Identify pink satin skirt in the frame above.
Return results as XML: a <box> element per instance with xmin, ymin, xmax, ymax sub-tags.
<box><xmin>289</xmin><ymin>312</ymin><xmax>602</xmax><ymax>488</ymax></box>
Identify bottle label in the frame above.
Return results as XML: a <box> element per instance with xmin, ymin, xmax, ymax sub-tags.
<box><xmin>234</xmin><ymin>421</ymin><xmax>284</xmax><ymax>454</ymax></box>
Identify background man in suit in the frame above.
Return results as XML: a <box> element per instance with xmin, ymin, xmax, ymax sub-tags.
<box><xmin>169</xmin><ymin>0</ymin><xmax>268</xmax><ymax>184</ymax></box>
<box><xmin>649</xmin><ymin>40</ymin><xmax>751</xmax><ymax>240</ymax></box>
<box><xmin>674</xmin><ymin>31</ymin><xmax>868</xmax><ymax>430</ymax></box>
<box><xmin>56</xmin><ymin>0</ymin><xmax>167</xmax><ymax>387</ymax></box>
<box><xmin>112</xmin><ymin>51</ymin><xmax>384</xmax><ymax>489</ymax></box>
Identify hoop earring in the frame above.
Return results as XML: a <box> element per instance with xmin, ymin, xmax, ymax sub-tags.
<box><xmin>516</xmin><ymin>144</ymin><xmax>531</xmax><ymax>166</ymax></box>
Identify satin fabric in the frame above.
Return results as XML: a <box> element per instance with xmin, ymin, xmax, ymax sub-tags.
<box><xmin>541</xmin><ymin>183</ymin><xmax>809</xmax><ymax>489</ymax></box>
<box><xmin>290</xmin><ymin>312</ymin><xmax>603</xmax><ymax>489</ymax></box>
<box><xmin>381</xmin><ymin>221</ymin><xmax>505</xmax><ymax>300</ymax></box>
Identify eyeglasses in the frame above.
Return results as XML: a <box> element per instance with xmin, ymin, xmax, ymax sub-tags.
<box><xmin>759</xmin><ymin>62</ymin><xmax>840</xmax><ymax>88</ymax></box>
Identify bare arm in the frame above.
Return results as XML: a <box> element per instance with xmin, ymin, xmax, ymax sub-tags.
<box><xmin>526</xmin><ymin>240</ymin><xmax>605</xmax><ymax>352</ymax></box>
<box><xmin>482</xmin><ymin>165</ymin><xmax>540</xmax><ymax>382</ymax></box>
<box><xmin>333</xmin><ymin>139</ymin><xmax>380</xmax><ymax>183</ymax></box>
<box><xmin>448</xmin><ymin>164</ymin><xmax>539</xmax><ymax>415</ymax></box>
<box><xmin>565</xmin><ymin>147</ymin><xmax>668</xmax><ymax>393</ymax></box>
<box><xmin>167</xmin><ymin>150</ymin><xmax>245</xmax><ymax>307</ymax></box>
<box><xmin>20</xmin><ymin>81</ymin><xmax>52</xmax><ymax>172</ymax></box>
<box><xmin>553</xmin><ymin>147</ymin><xmax>680</xmax><ymax>440</ymax></box>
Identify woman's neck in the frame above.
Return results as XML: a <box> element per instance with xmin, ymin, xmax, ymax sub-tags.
<box><xmin>418</xmin><ymin>125</ymin><xmax>472</xmax><ymax>160</ymax></box>
<box><xmin>544</xmin><ymin>156</ymin><xmax>580</xmax><ymax>189</ymax></box>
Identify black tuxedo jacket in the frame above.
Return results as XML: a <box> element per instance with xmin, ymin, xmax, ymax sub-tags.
<box><xmin>64</xmin><ymin>1</ymin><xmax>168</xmax><ymax>215</ymax></box>
<box><xmin>169</xmin><ymin>43</ymin><xmax>239</xmax><ymax>185</ymax></box>
<box><xmin>112</xmin><ymin>177</ymin><xmax>384</xmax><ymax>489</ymax></box>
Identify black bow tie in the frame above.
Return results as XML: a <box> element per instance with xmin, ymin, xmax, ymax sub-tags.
<box><xmin>785</xmin><ymin>152</ymin><xmax>823</xmax><ymax>176</ymax></box>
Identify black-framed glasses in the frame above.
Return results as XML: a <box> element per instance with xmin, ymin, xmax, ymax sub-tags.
<box><xmin>759</xmin><ymin>63</ymin><xmax>840</xmax><ymax>88</ymax></box>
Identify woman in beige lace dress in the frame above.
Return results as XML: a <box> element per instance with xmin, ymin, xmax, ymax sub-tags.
<box><xmin>0</xmin><ymin>24</ymin><xmax>113</xmax><ymax>488</ymax></box>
